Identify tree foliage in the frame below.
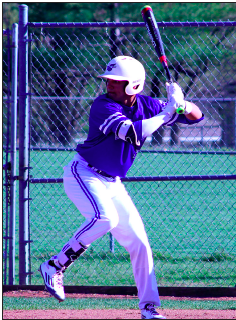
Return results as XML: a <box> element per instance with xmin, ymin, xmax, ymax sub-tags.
<box><xmin>3</xmin><ymin>3</ymin><xmax>236</xmax><ymax>28</ymax></box>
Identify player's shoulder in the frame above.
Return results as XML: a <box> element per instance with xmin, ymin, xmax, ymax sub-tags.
<box><xmin>90</xmin><ymin>94</ymin><xmax>122</xmax><ymax>119</ymax></box>
<box><xmin>92</xmin><ymin>94</ymin><xmax>120</xmax><ymax>109</ymax></box>
<box><xmin>93</xmin><ymin>93</ymin><xmax>111</xmax><ymax>105</ymax></box>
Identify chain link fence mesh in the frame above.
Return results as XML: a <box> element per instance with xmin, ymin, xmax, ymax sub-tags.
<box><xmin>3</xmin><ymin>22</ymin><xmax>236</xmax><ymax>287</ymax></box>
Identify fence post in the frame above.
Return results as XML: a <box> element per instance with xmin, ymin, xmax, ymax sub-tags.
<box><xmin>9</xmin><ymin>23</ymin><xmax>18</xmax><ymax>285</ymax></box>
<box><xmin>109</xmin><ymin>232</ymin><xmax>115</xmax><ymax>253</ymax></box>
<box><xmin>3</xmin><ymin>28</ymin><xmax>12</xmax><ymax>286</ymax></box>
<box><xmin>18</xmin><ymin>4</ymin><xmax>30</xmax><ymax>285</ymax></box>
<box><xmin>235</xmin><ymin>100</ymin><xmax>236</xmax><ymax>150</ymax></box>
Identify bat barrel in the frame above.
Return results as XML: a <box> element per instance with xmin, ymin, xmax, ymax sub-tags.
<box><xmin>142</xmin><ymin>8</ymin><xmax>165</xmax><ymax>56</ymax></box>
<box><xmin>141</xmin><ymin>5</ymin><xmax>172</xmax><ymax>83</ymax></box>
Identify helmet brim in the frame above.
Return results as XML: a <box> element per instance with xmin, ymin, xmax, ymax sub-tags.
<box><xmin>98</xmin><ymin>74</ymin><xmax>128</xmax><ymax>81</ymax></box>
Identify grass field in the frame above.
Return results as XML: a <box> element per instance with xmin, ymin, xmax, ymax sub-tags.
<box><xmin>3</xmin><ymin>297</ymin><xmax>236</xmax><ymax>310</ymax></box>
<box><xmin>3</xmin><ymin>150</ymin><xmax>236</xmax><ymax>287</ymax></box>
<box><xmin>29</xmin><ymin>150</ymin><xmax>236</xmax><ymax>178</ymax></box>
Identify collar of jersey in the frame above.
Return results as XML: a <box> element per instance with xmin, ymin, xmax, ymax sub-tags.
<box><xmin>106</xmin><ymin>93</ymin><xmax>139</xmax><ymax>110</ymax></box>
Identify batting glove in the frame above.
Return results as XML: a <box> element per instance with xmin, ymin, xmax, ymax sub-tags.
<box><xmin>166</xmin><ymin>82</ymin><xmax>184</xmax><ymax>99</ymax></box>
<box><xmin>162</xmin><ymin>99</ymin><xmax>178</xmax><ymax>117</ymax></box>
<box><xmin>166</xmin><ymin>82</ymin><xmax>192</xmax><ymax>114</ymax></box>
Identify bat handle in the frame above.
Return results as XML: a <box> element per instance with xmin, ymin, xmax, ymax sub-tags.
<box><xmin>161</xmin><ymin>58</ymin><xmax>185</xmax><ymax>114</ymax></box>
<box><xmin>164</xmin><ymin>66</ymin><xmax>172</xmax><ymax>83</ymax></box>
<box><xmin>165</xmin><ymin>70</ymin><xmax>185</xmax><ymax>114</ymax></box>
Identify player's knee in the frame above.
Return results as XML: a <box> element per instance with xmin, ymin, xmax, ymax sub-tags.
<box><xmin>99</xmin><ymin>212</ymin><xmax>119</xmax><ymax>231</ymax></box>
<box><xmin>106</xmin><ymin>214</ymin><xmax>119</xmax><ymax>230</ymax></box>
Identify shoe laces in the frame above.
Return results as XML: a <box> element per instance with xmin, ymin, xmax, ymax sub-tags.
<box><xmin>54</xmin><ymin>270</ymin><xmax>64</xmax><ymax>288</ymax></box>
<box><xmin>145</xmin><ymin>304</ymin><xmax>159</xmax><ymax>315</ymax></box>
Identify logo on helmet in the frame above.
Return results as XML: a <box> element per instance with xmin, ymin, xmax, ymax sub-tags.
<box><xmin>107</xmin><ymin>63</ymin><xmax>116</xmax><ymax>71</ymax></box>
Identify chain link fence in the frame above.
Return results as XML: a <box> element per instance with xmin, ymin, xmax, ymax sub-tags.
<box><xmin>3</xmin><ymin>18</ymin><xmax>236</xmax><ymax>288</ymax></box>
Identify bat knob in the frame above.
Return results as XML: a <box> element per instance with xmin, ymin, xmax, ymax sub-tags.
<box><xmin>176</xmin><ymin>106</ymin><xmax>185</xmax><ymax>114</ymax></box>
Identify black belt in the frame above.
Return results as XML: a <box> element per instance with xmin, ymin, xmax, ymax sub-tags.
<box><xmin>88</xmin><ymin>164</ymin><xmax>115</xmax><ymax>179</ymax></box>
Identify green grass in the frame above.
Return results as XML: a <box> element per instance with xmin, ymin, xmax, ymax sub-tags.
<box><xmin>3</xmin><ymin>150</ymin><xmax>236</xmax><ymax>287</ymax></box>
<box><xmin>28</xmin><ymin>150</ymin><xmax>236</xmax><ymax>178</ymax></box>
<box><xmin>22</xmin><ymin>251</ymin><xmax>236</xmax><ymax>287</ymax></box>
<box><xmin>3</xmin><ymin>297</ymin><xmax>236</xmax><ymax>310</ymax></box>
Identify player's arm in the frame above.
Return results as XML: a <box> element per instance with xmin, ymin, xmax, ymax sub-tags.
<box><xmin>165</xmin><ymin>82</ymin><xmax>203</xmax><ymax>121</ymax></box>
<box><xmin>117</xmin><ymin>103</ymin><xmax>176</xmax><ymax>145</ymax></box>
<box><xmin>183</xmin><ymin>101</ymin><xmax>203</xmax><ymax>120</ymax></box>
<box><xmin>117</xmin><ymin>83</ymin><xmax>182</xmax><ymax>145</ymax></box>
<box><xmin>117</xmin><ymin>83</ymin><xmax>204</xmax><ymax>145</ymax></box>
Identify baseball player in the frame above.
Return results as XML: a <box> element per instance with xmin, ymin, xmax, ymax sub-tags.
<box><xmin>39</xmin><ymin>56</ymin><xmax>204</xmax><ymax>319</ymax></box>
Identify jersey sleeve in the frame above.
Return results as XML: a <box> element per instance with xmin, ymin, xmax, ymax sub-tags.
<box><xmin>91</xmin><ymin>95</ymin><xmax>130</xmax><ymax>135</ymax></box>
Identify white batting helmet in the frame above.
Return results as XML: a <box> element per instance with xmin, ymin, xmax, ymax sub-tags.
<box><xmin>98</xmin><ymin>56</ymin><xmax>146</xmax><ymax>95</ymax></box>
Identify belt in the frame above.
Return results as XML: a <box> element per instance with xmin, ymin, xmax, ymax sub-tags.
<box><xmin>88</xmin><ymin>164</ymin><xmax>115</xmax><ymax>179</ymax></box>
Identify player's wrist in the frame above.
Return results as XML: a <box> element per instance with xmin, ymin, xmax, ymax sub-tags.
<box><xmin>182</xmin><ymin>101</ymin><xmax>193</xmax><ymax>114</ymax></box>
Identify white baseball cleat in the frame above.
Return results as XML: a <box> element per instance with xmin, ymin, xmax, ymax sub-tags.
<box><xmin>39</xmin><ymin>257</ymin><xmax>65</xmax><ymax>302</ymax></box>
<box><xmin>141</xmin><ymin>303</ymin><xmax>166</xmax><ymax>319</ymax></box>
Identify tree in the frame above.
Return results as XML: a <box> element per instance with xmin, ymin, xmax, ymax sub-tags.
<box><xmin>2</xmin><ymin>3</ymin><xmax>18</xmax><ymax>29</ymax></box>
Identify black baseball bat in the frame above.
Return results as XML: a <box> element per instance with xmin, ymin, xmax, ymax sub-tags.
<box><xmin>141</xmin><ymin>5</ymin><xmax>185</xmax><ymax>114</ymax></box>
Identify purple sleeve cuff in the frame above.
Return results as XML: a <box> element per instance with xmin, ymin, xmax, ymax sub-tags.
<box><xmin>166</xmin><ymin>113</ymin><xmax>205</xmax><ymax>126</ymax></box>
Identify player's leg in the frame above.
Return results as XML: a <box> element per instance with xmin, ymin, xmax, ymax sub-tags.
<box><xmin>39</xmin><ymin>155</ymin><xmax>119</xmax><ymax>301</ymax></box>
<box><xmin>109</xmin><ymin>179</ymin><xmax>162</xmax><ymax>314</ymax></box>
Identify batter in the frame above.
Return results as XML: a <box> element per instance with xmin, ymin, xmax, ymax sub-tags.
<box><xmin>39</xmin><ymin>56</ymin><xmax>204</xmax><ymax>319</ymax></box>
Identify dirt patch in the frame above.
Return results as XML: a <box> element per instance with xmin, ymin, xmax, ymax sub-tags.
<box><xmin>3</xmin><ymin>309</ymin><xmax>236</xmax><ymax>319</ymax></box>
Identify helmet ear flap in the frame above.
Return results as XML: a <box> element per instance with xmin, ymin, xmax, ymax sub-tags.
<box><xmin>125</xmin><ymin>81</ymin><xmax>144</xmax><ymax>95</ymax></box>
<box><xmin>125</xmin><ymin>84</ymin><xmax>141</xmax><ymax>95</ymax></box>
<box><xmin>124</xmin><ymin>80</ymin><xmax>129</xmax><ymax>93</ymax></box>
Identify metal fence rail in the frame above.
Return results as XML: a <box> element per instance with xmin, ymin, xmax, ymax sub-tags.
<box><xmin>2</xmin><ymin>4</ymin><xmax>236</xmax><ymax>288</ymax></box>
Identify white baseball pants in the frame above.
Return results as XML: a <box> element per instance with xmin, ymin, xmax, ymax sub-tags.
<box><xmin>59</xmin><ymin>153</ymin><xmax>160</xmax><ymax>309</ymax></box>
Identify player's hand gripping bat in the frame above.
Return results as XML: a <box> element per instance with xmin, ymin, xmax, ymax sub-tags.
<box><xmin>141</xmin><ymin>5</ymin><xmax>185</xmax><ymax>114</ymax></box>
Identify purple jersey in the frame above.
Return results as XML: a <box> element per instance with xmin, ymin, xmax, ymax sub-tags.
<box><xmin>76</xmin><ymin>94</ymin><xmax>204</xmax><ymax>177</ymax></box>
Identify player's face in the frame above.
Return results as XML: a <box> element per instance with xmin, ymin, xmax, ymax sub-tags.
<box><xmin>106</xmin><ymin>79</ymin><xmax>129</xmax><ymax>103</ymax></box>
